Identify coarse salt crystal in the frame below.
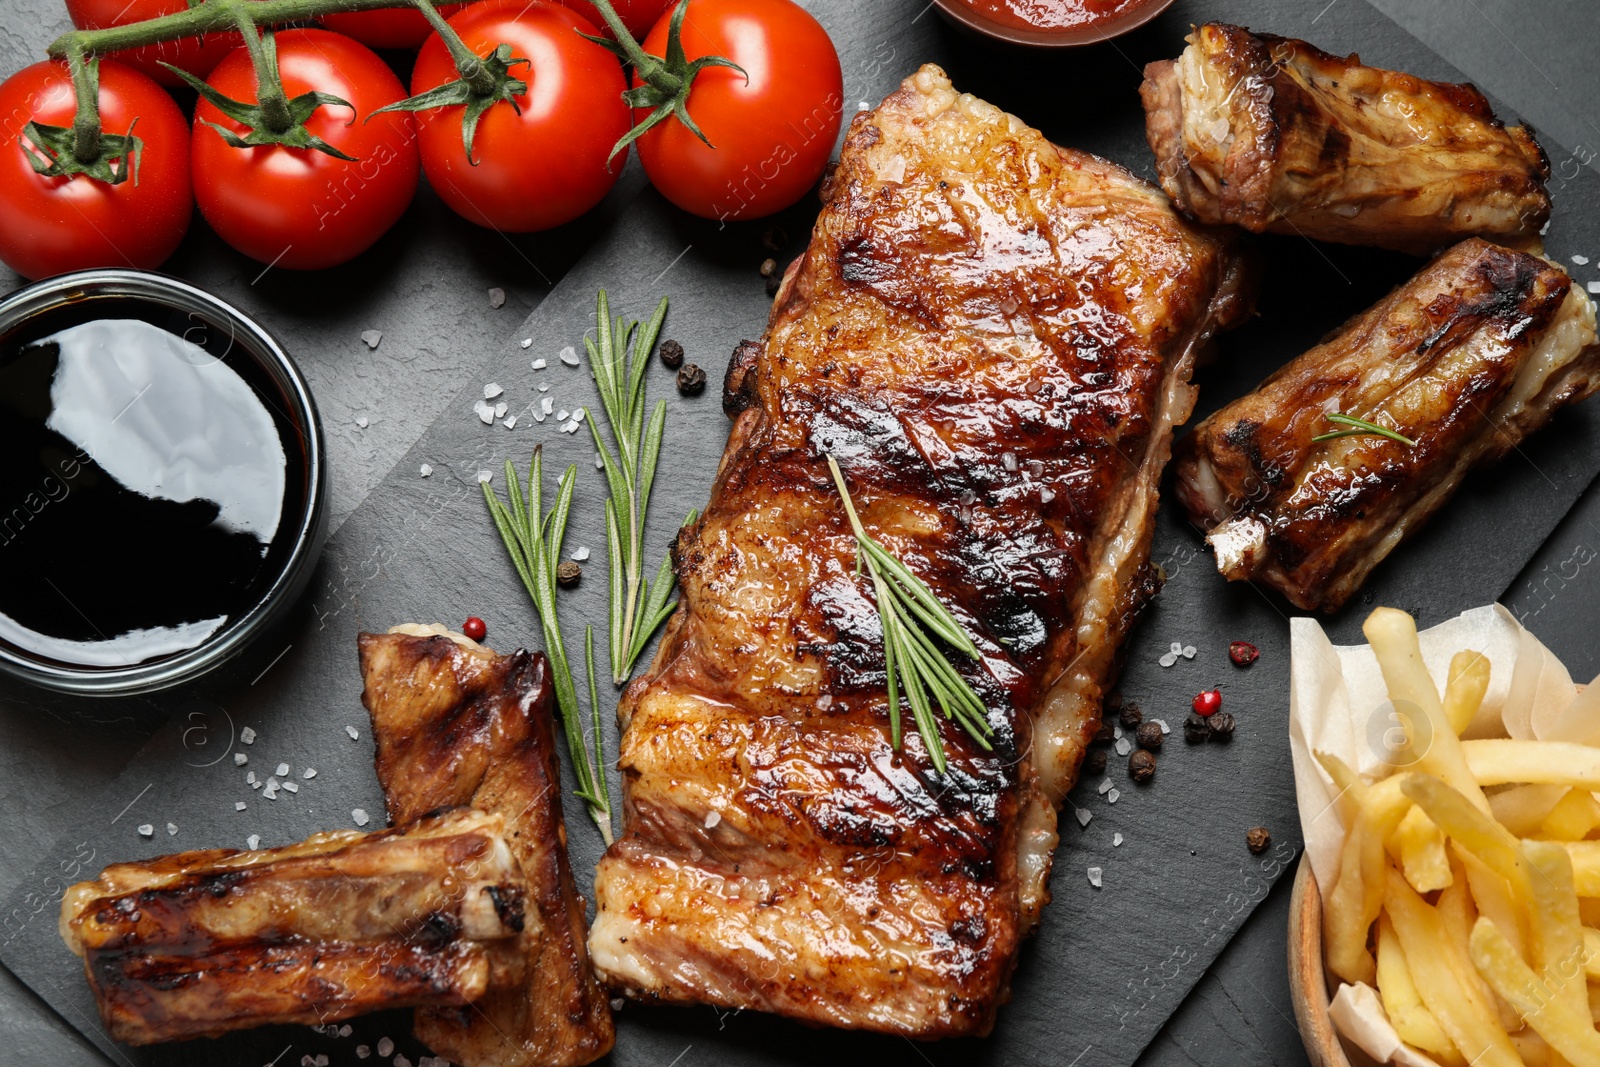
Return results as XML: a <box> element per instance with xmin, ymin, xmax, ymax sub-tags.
<box><xmin>1113</xmin><ymin>832</ymin><xmax>1123</xmax><ymax>847</ymax></box>
<box><xmin>241</xmin><ymin>727</ymin><xmax>256</xmax><ymax>745</ymax></box>
<box><xmin>247</xmin><ymin>834</ymin><xmax>261</xmax><ymax>850</ymax></box>
<box><xmin>377</xmin><ymin>1038</ymin><xmax>395</xmax><ymax>1058</ymax></box>
<box><xmin>1075</xmin><ymin>807</ymin><xmax>1091</xmax><ymax>827</ymax></box>
<box><xmin>595</xmin><ymin>455</ymin><xmax>604</xmax><ymax>469</ymax></box>
<box><xmin>574</xmin><ymin>409</ymin><xmax>586</xmax><ymax>423</ymax></box>
<box><xmin>532</xmin><ymin>358</ymin><xmax>547</xmax><ymax>370</ymax></box>
<box><xmin>396</xmin><ymin>1055</ymin><xmax>412</xmax><ymax>1067</ymax></box>
<box><xmin>137</xmin><ymin>824</ymin><xmax>153</xmax><ymax>837</ymax></box>
<box><xmin>1573</xmin><ymin>254</ymin><xmax>1590</xmax><ymax>265</ymax></box>
<box><xmin>1039</xmin><ymin>488</ymin><xmax>1054</xmax><ymax>503</ymax></box>
<box><xmin>473</xmin><ymin>399</ymin><xmax>495</xmax><ymax>424</ymax></box>
<box><xmin>1159</xmin><ymin>652</ymin><xmax>1178</xmax><ymax>667</ymax></box>
<box><xmin>520</xmin><ymin>338</ymin><xmax>533</xmax><ymax>349</ymax></box>
<box><xmin>541</xmin><ymin>397</ymin><xmax>554</xmax><ymax>414</ymax></box>
<box><xmin>488</xmin><ymin>287</ymin><xmax>505</xmax><ymax>308</ymax></box>
<box><xmin>484</xmin><ymin>382</ymin><xmax>503</xmax><ymax>399</ymax></box>
<box><xmin>538</xmin><ymin>383</ymin><xmax>549</xmax><ymax>393</ymax></box>
<box><xmin>1156</xmin><ymin>719</ymin><xmax>1170</xmax><ymax>734</ymax></box>
<box><xmin>251</xmin><ymin>779</ymin><xmax>261</xmax><ymax>790</ymax></box>
<box><xmin>533</xmin><ymin>411</ymin><xmax>546</xmax><ymax>423</ymax></box>
<box><xmin>234</xmin><ymin>752</ymin><xmax>248</xmax><ymax>765</ymax></box>
<box><xmin>282</xmin><ymin>781</ymin><xmax>299</xmax><ymax>794</ymax></box>
<box><xmin>1097</xmin><ymin>778</ymin><xmax>1113</xmax><ymax>795</ymax></box>
<box><xmin>561</xmin><ymin>420</ymin><xmax>579</xmax><ymax>433</ymax></box>
<box><xmin>361</xmin><ymin>329</ymin><xmax>382</xmax><ymax>349</ymax></box>
<box><xmin>352</xmin><ymin>808</ymin><xmax>370</xmax><ymax>827</ymax></box>
<box><xmin>1588</xmin><ymin>281</ymin><xmax>1600</xmax><ymax>295</ymax></box>
<box><xmin>263</xmin><ymin>782</ymin><xmax>278</xmax><ymax>801</ymax></box>
<box><xmin>858</xmin><ymin>101</ymin><xmax>869</xmax><ymax>111</ymax></box>
<box><xmin>494</xmin><ymin>401</ymin><xmax>508</xmax><ymax>419</ymax></box>
<box><xmin>704</xmin><ymin>810</ymin><xmax>721</xmax><ymax>829</ymax></box>
<box><xmin>303</xmin><ymin>768</ymin><xmax>317</xmax><ymax>779</ymax></box>
<box><xmin>246</xmin><ymin>770</ymin><xmax>257</xmax><ymax>785</ymax></box>
<box><xmin>355</xmin><ymin>416</ymin><xmax>368</xmax><ymax>429</ymax></box>
<box><xmin>557</xmin><ymin>409</ymin><xmax>570</xmax><ymax>421</ymax></box>
<box><xmin>1113</xmin><ymin>726</ymin><xmax>1123</xmax><ymax>739</ymax></box>
<box><xmin>346</xmin><ymin>725</ymin><xmax>360</xmax><ymax>740</ymax></box>
<box><xmin>1115</xmin><ymin>738</ymin><xmax>1131</xmax><ymax>757</ymax></box>
<box><xmin>167</xmin><ymin>823</ymin><xmax>178</xmax><ymax>836</ymax></box>
<box><xmin>572</xmin><ymin>546</ymin><xmax>590</xmax><ymax>562</ymax></box>
<box><xmin>1181</xmin><ymin>645</ymin><xmax>1196</xmax><ymax>658</ymax></box>
<box><xmin>1087</xmin><ymin>866</ymin><xmax>1103</xmax><ymax>888</ymax></box>
<box><xmin>315</xmin><ymin>1056</ymin><xmax>330</xmax><ymax>1067</ymax></box>
<box><xmin>1107</xmin><ymin>788</ymin><xmax>1121</xmax><ymax>804</ymax></box>
<box><xmin>420</xmin><ymin>464</ymin><xmax>432</xmax><ymax>477</ymax></box>
<box><xmin>356</xmin><ymin>1047</ymin><xmax>370</xmax><ymax>1060</ymax></box>
<box><xmin>1001</xmin><ymin>452</ymin><xmax>1018</xmax><ymax>472</ymax></box>
<box><xmin>276</xmin><ymin>763</ymin><xmax>290</xmax><ymax>777</ymax></box>
<box><xmin>236</xmin><ymin>801</ymin><xmax>248</xmax><ymax>811</ymax></box>
<box><xmin>339</xmin><ymin>1026</ymin><xmax>352</xmax><ymax>1038</ymax></box>
<box><xmin>560</xmin><ymin>346</ymin><xmax>580</xmax><ymax>366</ymax></box>
<box><xmin>503</xmin><ymin>415</ymin><xmax>518</xmax><ymax>430</ymax></box>
<box><xmin>476</xmin><ymin>470</ymin><xmax>492</xmax><ymax>484</ymax></box>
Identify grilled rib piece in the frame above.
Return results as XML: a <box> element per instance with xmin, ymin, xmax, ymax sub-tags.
<box><xmin>1141</xmin><ymin>24</ymin><xmax>1551</xmax><ymax>255</ymax></box>
<box><xmin>1176</xmin><ymin>238</ymin><xmax>1599</xmax><ymax>612</ymax></box>
<box><xmin>359</xmin><ymin>625</ymin><xmax>614</xmax><ymax>1067</ymax></box>
<box><xmin>590</xmin><ymin>64</ymin><xmax>1251</xmax><ymax>1037</ymax></box>
<box><xmin>59</xmin><ymin>809</ymin><xmax>529</xmax><ymax>1046</ymax></box>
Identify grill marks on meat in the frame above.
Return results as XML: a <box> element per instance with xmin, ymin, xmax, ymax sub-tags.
<box><xmin>1176</xmin><ymin>238</ymin><xmax>1599</xmax><ymax>612</ymax></box>
<box><xmin>59</xmin><ymin>809</ymin><xmax>529</xmax><ymax>1046</ymax></box>
<box><xmin>590</xmin><ymin>64</ymin><xmax>1250</xmax><ymax>1037</ymax></box>
<box><xmin>1141</xmin><ymin>23</ymin><xmax>1551</xmax><ymax>255</ymax></box>
<box><xmin>358</xmin><ymin>628</ymin><xmax>613</xmax><ymax>1067</ymax></box>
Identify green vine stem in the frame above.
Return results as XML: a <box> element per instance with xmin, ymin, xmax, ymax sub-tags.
<box><xmin>46</xmin><ymin>0</ymin><xmax>464</xmax><ymax>56</ymax></box>
<box><xmin>65</xmin><ymin>42</ymin><xmax>102</xmax><ymax>164</ymax></box>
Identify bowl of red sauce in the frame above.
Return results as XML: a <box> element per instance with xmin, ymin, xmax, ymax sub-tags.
<box><xmin>933</xmin><ymin>0</ymin><xmax>1174</xmax><ymax>46</ymax></box>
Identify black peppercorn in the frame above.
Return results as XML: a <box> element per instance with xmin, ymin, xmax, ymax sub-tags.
<box><xmin>1246</xmin><ymin>826</ymin><xmax>1271</xmax><ymax>854</ymax></box>
<box><xmin>759</xmin><ymin>257</ymin><xmax>778</xmax><ymax>278</ymax></box>
<box><xmin>677</xmin><ymin>363</ymin><xmax>707</xmax><ymax>395</ymax></box>
<box><xmin>1083</xmin><ymin>748</ymin><xmax>1107</xmax><ymax>775</ymax></box>
<box><xmin>658</xmin><ymin>339</ymin><xmax>684</xmax><ymax>369</ymax></box>
<box><xmin>1207</xmin><ymin>711</ymin><xmax>1236</xmax><ymax>741</ymax></box>
<box><xmin>1094</xmin><ymin>718</ymin><xmax>1115</xmax><ymax>744</ymax></box>
<box><xmin>1135</xmin><ymin>721</ymin><xmax>1163</xmax><ymax>750</ymax></box>
<box><xmin>556</xmin><ymin>561</ymin><xmax>582</xmax><ymax>588</ymax></box>
<box><xmin>1118</xmin><ymin>700</ymin><xmax>1142</xmax><ymax>728</ymax></box>
<box><xmin>1128</xmin><ymin>749</ymin><xmax>1156</xmax><ymax>783</ymax></box>
<box><xmin>1183</xmin><ymin>713</ymin><xmax>1210</xmax><ymax>744</ymax></box>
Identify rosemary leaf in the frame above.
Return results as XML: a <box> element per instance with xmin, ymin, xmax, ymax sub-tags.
<box><xmin>1312</xmin><ymin>411</ymin><xmax>1417</xmax><ymax>447</ymax></box>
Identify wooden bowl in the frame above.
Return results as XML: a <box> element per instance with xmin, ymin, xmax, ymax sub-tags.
<box><xmin>1288</xmin><ymin>856</ymin><xmax>1359</xmax><ymax>1067</ymax></box>
<box><xmin>929</xmin><ymin>0</ymin><xmax>1176</xmax><ymax>48</ymax></box>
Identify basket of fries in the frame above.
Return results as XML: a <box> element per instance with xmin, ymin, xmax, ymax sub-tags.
<box><xmin>1289</xmin><ymin>604</ymin><xmax>1600</xmax><ymax>1067</ymax></box>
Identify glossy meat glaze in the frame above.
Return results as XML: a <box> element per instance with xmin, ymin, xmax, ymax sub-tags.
<box><xmin>1142</xmin><ymin>24</ymin><xmax>1551</xmax><ymax>255</ymax></box>
<box><xmin>590</xmin><ymin>65</ymin><xmax>1251</xmax><ymax>1036</ymax></box>
<box><xmin>359</xmin><ymin>627</ymin><xmax>614</xmax><ymax>1067</ymax></box>
<box><xmin>1176</xmin><ymin>238</ymin><xmax>1599</xmax><ymax>612</ymax></box>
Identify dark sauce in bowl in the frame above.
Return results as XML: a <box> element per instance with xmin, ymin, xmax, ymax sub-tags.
<box><xmin>0</xmin><ymin>290</ymin><xmax>315</xmax><ymax>681</ymax></box>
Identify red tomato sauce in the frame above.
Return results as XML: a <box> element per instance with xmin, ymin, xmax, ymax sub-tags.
<box><xmin>958</xmin><ymin>0</ymin><xmax>1152</xmax><ymax>31</ymax></box>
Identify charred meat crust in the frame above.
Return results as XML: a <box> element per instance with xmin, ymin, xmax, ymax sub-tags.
<box><xmin>1141</xmin><ymin>23</ymin><xmax>1552</xmax><ymax>255</ymax></box>
<box><xmin>1175</xmin><ymin>238</ymin><xmax>1599</xmax><ymax>612</ymax></box>
<box><xmin>591</xmin><ymin>63</ymin><xmax>1251</xmax><ymax>1038</ymax></box>
<box><xmin>358</xmin><ymin>633</ymin><xmax>614</xmax><ymax>1067</ymax></box>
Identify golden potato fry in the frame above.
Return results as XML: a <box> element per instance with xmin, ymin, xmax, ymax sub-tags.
<box><xmin>1385</xmin><ymin>869</ymin><xmax>1523</xmax><ymax>1067</ymax></box>
<box><xmin>1493</xmin><ymin>784</ymin><xmax>1575</xmax><ymax>837</ymax></box>
<box><xmin>1585</xmin><ymin>930</ymin><xmax>1600</xmax><ymax>980</ymax></box>
<box><xmin>1470</xmin><ymin>916</ymin><xmax>1600</xmax><ymax>1067</ymax></box>
<box><xmin>1458</xmin><ymin>849</ymin><xmax>1529</xmax><ymax>970</ymax></box>
<box><xmin>1401</xmin><ymin>775</ymin><xmax>1531</xmax><ymax>895</ymax></box>
<box><xmin>1326</xmin><ymin>774</ymin><xmax>1414</xmax><ymax>984</ymax></box>
<box><xmin>1543</xmin><ymin>790</ymin><xmax>1600</xmax><ymax>841</ymax></box>
<box><xmin>1439</xmin><ymin>856</ymin><xmax>1522</xmax><ymax>1032</ymax></box>
<box><xmin>1445</xmin><ymin>650</ymin><xmax>1492</xmax><ymax>736</ymax></box>
<box><xmin>1560</xmin><ymin>843</ymin><xmax>1600</xmax><ymax>897</ymax></box>
<box><xmin>1523</xmin><ymin>840</ymin><xmax>1590</xmax><ymax>1031</ymax></box>
<box><xmin>1316</xmin><ymin>750</ymin><xmax>1368</xmax><ymax>827</ymax></box>
<box><xmin>1589</xmin><ymin>980</ymin><xmax>1600</xmax><ymax>1024</ymax></box>
<box><xmin>1364</xmin><ymin>609</ymin><xmax>1488</xmax><ymax>811</ymax></box>
<box><xmin>1391</xmin><ymin>806</ymin><xmax>1453</xmax><ymax>893</ymax></box>
<box><xmin>1464</xmin><ymin>740</ymin><xmax>1600</xmax><ymax>788</ymax></box>
<box><xmin>1377</xmin><ymin>911</ymin><xmax>1462</xmax><ymax>1062</ymax></box>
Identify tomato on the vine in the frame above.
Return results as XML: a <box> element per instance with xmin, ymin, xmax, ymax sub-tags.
<box><xmin>555</xmin><ymin>0</ymin><xmax>672</xmax><ymax>38</ymax></box>
<box><xmin>190</xmin><ymin>29</ymin><xmax>419</xmax><ymax>271</ymax></box>
<box><xmin>632</xmin><ymin>0</ymin><xmax>842</xmax><ymax>221</ymax></box>
<box><xmin>0</xmin><ymin>60</ymin><xmax>191</xmax><ymax>281</ymax></box>
<box><xmin>410</xmin><ymin>0</ymin><xmax>629</xmax><ymax>233</ymax></box>
<box><xmin>320</xmin><ymin>4</ymin><xmax>467</xmax><ymax>50</ymax></box>
<box><xmin>65</xmin><ymin>0</ymin><xmax>238</xmax><ymax>87</ymax></box>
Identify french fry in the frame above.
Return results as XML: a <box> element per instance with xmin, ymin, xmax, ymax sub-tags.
<box><xmin>1523</xmin><ymin>840</ymin><xmax>1591</xmax><ymax>1035</ymax></box>
<box><xmin>1561</xmin><ymin>843</ymin><xmax>1600</xmax><ymax>897</ymax></box>
<box><xmin>1385</xmin><ymin>869</ymin><xmax>1524</xmax><ymax>1067</ymax></box>
<box><xmin>1590</xmin><ymin>979</ymin><xmax>1600</xmax><ymax>1024</ymax></box>
<box><xmin>1470</xmin><ymin>917</ymin><xmax>1600</xmax><ymax>1067</ymax></box>
<box><xmin>1377</xmin><ymin>911</ymin><xmax>1463</xmax><ymax>1063</ymax></box>
<box><xmin>1326</xmin><ymin>774</ymin><xmax>1413</xmax><ymax>984</ymax></box>
<box><xmin>1364</xmin><ymin>608</ymin><xmax>1488</xmax><ymax>811</ymax></box>
<box><xmin>1544</xmin><ymin>790</ymin><xmax>1600</xmax><ymax>841</ymax></box>
<box><xmin>1444</xmin><ymin>650</ymin><xmax>1492</xmax><ymax>737</ymax></box>
<box><xmin>1458</xmin><ymin>849</ymin><xmax>1530</xmax><ymax>971</ymax></box>
<box><xmin>1401</xmin><ymin>775</ymin><xmax>1531</xmax><ymax>896</ymax></box>
<box><xmin>1439</xmin><ymin>856</ymin><xmax>1522</xmax><ymax>1032</ymax></box>
<box><xmin>1464</xmin><ymin>740</ymin><xmax>1600</xmax><ymax>788</ymax></box>
<box><xmin>1585</xmin><ymin>930</ymin><xmax>1600</xmax><ymax>980</ymax></box>
<box><xmin>1391</xmin><ymin>805</ymin><xmax>1453</xmax><ymax>893</ymax></box>
<box><xmin>1316</xmin><ymin>750</ymin><xmax>1368</xmax><ymax>827</ymax></box>
<box><xmin>1491</xmin><ymin>783</ymin><xmax>1572</xmax><ymax>837</ymax></box>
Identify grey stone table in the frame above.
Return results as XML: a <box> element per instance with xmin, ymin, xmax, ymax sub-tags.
<box><xmin>0</xmin><ymin>1</ymin><xmax>1595</xmax><ymax>1063</ymax></box>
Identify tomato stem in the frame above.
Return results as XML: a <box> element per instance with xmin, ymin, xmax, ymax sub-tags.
<box><xmin>408</xmin><ymin>0</ymin><xmax>496</xmax><ymax>96</ymax></box>
<box><xmin>64</xmin><ymin>44</ymin><xmax>102</xmax><ymax>164</ymax></box>
<box><xmin>229</xmin><ymin>10</ymin><xmax>294</xmax><ymax>135</ymax></box>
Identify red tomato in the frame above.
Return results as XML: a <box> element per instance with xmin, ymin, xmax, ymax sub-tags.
<box><xmin>191</xmin><ymin>29</ymin><xmax>419</xmax><ymax>270</ymax></box>
<box><xmin>633</xmin><ymin>0</ymin><xmax>842</xmax><ymax>221</ymax></box>
<box><xmin>320</xmin><ymin>5</ymin><xmax>467</xmax><ymax>50</ymax></box>
<box><xmin>554</xmin><ymin>0</ymin><xmax>672</xmax><ymax>38</ymax></box>
<box><xmin>411</xmin><ymin>1</ymin><xmax>629</xmax><ymax>233</ymax></box>
<box><xmin>65</xmin><ymin>0</ymin><xmax>238</xmax><ymax>86</ymax></box>
<box><xmin>0</xmin><ymin>60</ymin><xmax>191</xmax><ymax>281</ymax></box>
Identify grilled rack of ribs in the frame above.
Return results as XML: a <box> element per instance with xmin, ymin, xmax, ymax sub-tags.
<box><xmin>59</xmin><ymin>808</ymin><xmax>529</xmax><ymax>1046</ymax></box>
<box><xmin>359</xmin><ymin>625</ymin><xmax>614</xmax><ymax>1067</ymax></box>
<box><xmin>1141</xmin><ymin>24</ymin><xmax>1551</xmax><ymax>255</ymax></box>
<box><xmin>1175</xmin><ymin>238</ymin><xmax>1599</xmax><ymax>612</ymax></box>
<box><xmin>589</xmin><ymin>64</ymin><xmax>1252</xmax><ymax>1038</ymax></box>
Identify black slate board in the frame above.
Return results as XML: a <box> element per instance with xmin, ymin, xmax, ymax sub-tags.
<box><xmin>7</xmin><ymin>2</ymin><xmax>1600</xmax><ymax>1066</ymax></box>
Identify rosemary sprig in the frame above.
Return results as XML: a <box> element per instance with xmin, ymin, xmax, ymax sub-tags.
<box><xmin>584</xmin><ymin>289</ymin><xmax>695</xmax><ymax>684</ymax></box>
<box><xmin>482</xmin><ymin>448</ymin><xmax>613</xmax><ymax>844</ymax></box>
<box><xmin>825</xmin><ymin>455</ymin><xmax>993</xmax><ymax>774</ymax></box>
<box><xmin>1312</xmin><ymin>411</ymin><xmax>1417</xmax><ymax>447</ymax></box>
